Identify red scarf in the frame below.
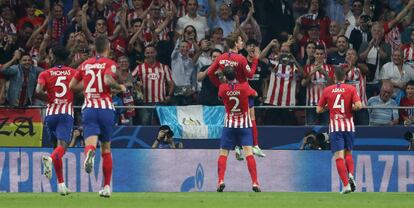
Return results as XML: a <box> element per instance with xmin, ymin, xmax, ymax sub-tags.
<box><xmin>52</xmin><ymin>17</ymin><xmax>67</xmax><ymax>42</ymax></box>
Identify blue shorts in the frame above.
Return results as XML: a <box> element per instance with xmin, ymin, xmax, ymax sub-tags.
<box><xmin>329</xmin><ymin>131</ymin><xmax>355</xmax><ymax>153</ymax></box>
<box><xmin>220</xmin><ymin>127</ymin><xmax>253</xmax><ymax>150</ymax></box>
<box><xmin>248</xmin><ymin>97</ymin><xmax>254</xmax><ymax>108</ymax></box>
<box><xmin>45</xmin><ymin>114</ymin><xmax>74</xmax><ymax>144</ymax></box>
<box><xmin>82</xmin><ymin>108</ymin><xmax>115</xmax><ymax>142</ymax></box>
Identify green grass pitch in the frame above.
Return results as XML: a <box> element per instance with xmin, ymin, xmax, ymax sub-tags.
<box><xmin>1</xmin><ymin>192</ymin><xmax>413</xmax><ymax>208</ymax></box>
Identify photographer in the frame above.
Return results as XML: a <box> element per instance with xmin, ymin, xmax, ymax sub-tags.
<box><xmin>69</xmin><ymin>128</ymin><xmax>85</xmax><ymax>148</ymax></box>
<box><xmin>152</xmin><ymin>125</ymin><xmax>181</xmax><ymax>149</ymax></box>
<box><xmin>300</xmin><ymin>130</ymin><xmax>330</xmax><ymax>150</ymax></box>
<box><xmin>403</xmin><ymin>132</ymin><xmax>414</xmax><ymax>150</ymax></box>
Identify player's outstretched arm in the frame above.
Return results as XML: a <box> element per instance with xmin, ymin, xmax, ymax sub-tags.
<box><xmin>104</xmin><ymin>74</ymin><xmax>126</xmax><ymax>92</ymax></box>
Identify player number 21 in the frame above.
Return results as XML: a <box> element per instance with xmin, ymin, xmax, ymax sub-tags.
<box><xmin>333</xmin><ymin>94</ymin><xmax>345</xmax><ymax>113</ymax></box>
<box><xmin>85</xmin><ymin>70</ymin><xmax>104</xmax><ymax>93</ymax></box>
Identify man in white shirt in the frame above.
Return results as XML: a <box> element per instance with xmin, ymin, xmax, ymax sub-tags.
<box><xmin>175</xmin><ymin>0</ymin><xmax>209</xmax><ymax>41</ymax></box>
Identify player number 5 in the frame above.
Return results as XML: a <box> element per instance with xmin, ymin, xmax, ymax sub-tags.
<box><xmin>333</xmin><ymin>94</ymin><xmax>345</xmax><ymax>113</ymax></box>
<box><xmin>55</xmin><ymin>76</ymin><xmax>67</xmax><ymax>98</ymax></box>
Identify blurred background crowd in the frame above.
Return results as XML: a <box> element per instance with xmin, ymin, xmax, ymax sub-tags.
<box><xmin>1</xmin><ymin>0</ymin><xmax>414</xmax><ymax>127</ymax></box>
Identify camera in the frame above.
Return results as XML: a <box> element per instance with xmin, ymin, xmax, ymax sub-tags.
<box><xmin>159</xmin><ymin>125</ymin><xmax>174</xmax><ymax>138</ymax></box>
<box><xmin>279</xmin><ymin>53</ymin><xmax>294</xmax><ymax>65</ymax></box>
<box><xmin>404</xmin><ymin>132</ymin><xmax>414</xmax><ymax>142</ymax></box>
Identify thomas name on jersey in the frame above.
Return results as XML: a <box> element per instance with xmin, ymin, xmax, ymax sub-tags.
<box><xmin>49</xmin><ymin>70</ymin><xmax>72</xmax><ymax>76</ymax></box>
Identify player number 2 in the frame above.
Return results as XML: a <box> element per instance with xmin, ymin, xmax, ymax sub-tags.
<box><xmin>55</xmin><ymin>76</ymin><xmax>67</xmax><ymax>98</ymax></box>
<box><xmin>333</xmin><ymin>94</ymin><xmax>345</xmax><ymax>113</ymax></box>
<box><xmin>229</xmin><ymin>96</ymin><xmax>240</xmax><ymax>112</ymax></box>
<box><xmin>85</xmin><ymin>70</ymin><xmax>104</xmax><ymax>93</ymax></box>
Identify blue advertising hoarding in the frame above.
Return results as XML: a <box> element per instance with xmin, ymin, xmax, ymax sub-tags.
<box><xmin>0</xmin><ymin>149</ymin><xmax>413</xmax><ymax>192</ymax></box>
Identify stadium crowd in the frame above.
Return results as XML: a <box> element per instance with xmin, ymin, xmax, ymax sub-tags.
<box><xmin>0</xmin><ymin>0</ymin><xmax>414</xmax><ymax>126</ymax></box>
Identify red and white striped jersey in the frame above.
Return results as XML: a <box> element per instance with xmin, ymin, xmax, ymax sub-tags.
<box><xmin>153</xmin><ymin>18</ymin><xmax>171</xmax><ymax>41</ymax></box>
<box><xmin>402</xmin><ymin>44</ymin><xmax>414</xmax><ymax>64</ymax></box>
<box><xmin>345</xmin><ymin>66</ymin><xmax>367</xmax><ymax>105</ymax></box>
<box><xmin>37</xmin><ymin>65</ymin><xmax>76</xmax><ymax>117</ymax></box>
<box><xmin>304</xmin><ymin>64</ymin><xmax>334</xmax><ymax>105</ymax></box>
<box><xmin>265</xmin><ymin>63</ymin><xmax>298</xmax><ymax>106</ymax></box>
<box><xmin>219</xmin><ymin>82</ymin><xmax>256</xmax><ymax>128</ymax></box>
<box><xmin>74</xmin><ymin>56</ymin><xmax>117</xmax><ymax>110</ymax></box>
<box><xmin>318</xmin><ymin>83</ymin><xmax>361</xmax><ymax>132</ymax></box>
<box><xmin>132</xmin><ymin>61</ymin><xmax>173</xmax><ymax>103</ymax></box>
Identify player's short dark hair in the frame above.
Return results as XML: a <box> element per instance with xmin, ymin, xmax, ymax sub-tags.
<box><xmin>225</xmin><ymin>33</ymin><xmax>240</xmax><ymax>49</ymax></box>
<box><xmin>95</xmin><ymin>16</ymin><xmax>107</xmax><ymax>26</ymax></box>
<box><xmin>131</xmin><ymin>18</ymin><xmax>143</xmax><ymax>25</ymax></box>
<box><xmin>246</xmin><ymin>39</ymin><xmax>259</xmax><ymax>47</ymax></box>
<box><xmin>406</xmin><ymin>80</ymin><xmax>414</xmax><ymax>87</ymax></box>
<box><xmin>315</xmin><ymin>45</ymin><xmax>325</xmax><ymax>52</ymax></box>
<box><xmin>335</xmin><ymin>67</ymin><xmax>346</xmax><ymax>82</ymax></box>
<box><xmin>51</xmin><ymin>44</ymin><xmax>69</xmax><ymax>64</ymax></box>
<box><xmin>210</xmin><ymin>49</ymin><xmax>222</xmax><ymax>57</ymax></box>
<box><xmin>94</xmin><ymin>35</ymin><xmax>109</xmax><ymax>54</ymax></box>
<box><xmin>223</xmin><ymin>66</ymin><xmax>236</xmax><ymax>81</ymax></box>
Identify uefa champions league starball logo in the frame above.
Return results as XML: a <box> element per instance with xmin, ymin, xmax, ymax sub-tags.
<box><xmin>180</xmin><ymin>163</ymin><xmax>204</xmax><ymax>192</ymax></box>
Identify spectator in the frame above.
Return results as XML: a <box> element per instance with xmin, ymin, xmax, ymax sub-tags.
<box><xmin>343</xmin><ymin>48</ymin><xmax>369</xmax><ymax>125</ymax></box>
<box><xmin>367</xmin><ymin>81</ymin><xmax>399</xmax><ymax>126</ymax></box>
<box><xmin>293</xmin><ymin>0</ymin><xmax>331</xmax><ymax>44</ymax></box>
<box><xmin>401</xmin><ymin>29</ymin><xmax>414</xmax><ymax>67</ymax></box>
<box><xmin>175</xmin><ymin>0</ymin><xmax>209</xmax><ymax>41</ymax></box>
<box><xmin>382</xmin><ymin>0</ymin><xmax>414</xmax><ymax>50</ymax></box>
<box><xmin>171</xmin><ymin>39</ymin><xmax>197</xmax><ymax>105</ymax></box>
<box><xmin>117</xmin><ymin>56</ymin><xmax>136</xmax><ymax>125</ymax></box>
<box><xmin>0</xmin><ymin>50</ymin><xmax>43</xmax><ymax>106</ymax></box>
<box><xmin>343</xmin><ymin>0</ymin><xmax>370</xmax><ymax>37</ymax></box>
<box><xmin>209</xmin><ymin>2</ymin><xmax>235</xmax><ymax>38</ymax></box>
<box><xmin>128</xmin><ymin>0</ymin><xmax>149</xmax><ymax>27</ymax></box>
<box><xmin>329</xmin><ymin>20</ymin><xmax>343</xmax><ymax>45</ymax></box>
<box><xmin>197</xmin><ymin>49</ymin><xmax>222</xmax><ymax>106</ymax></box>
<box><xmin>349</xmin><ymin>14</ymin><xmax>371</xmax><ymax>52</ymax></box>
<box><xmin>194</xmin><ymin>38</ymin><xmax>214</xmax><ymax>92</ymax></box>
<box><xmin>399</xmin><ymin>80</ymin><xmax>414</xmax><ymax>126</ymax></box>
<box><xmin>132</xmin><ymin>45</ymin><xmax>175</xmax><ymax>125</ymax></box>
<box><xmin>264</xmin><ymin>42</ymin><xmax>301</xmax><ymax>125</ymax></box>
<box><xmin>240</xmin><ymin>4</ymin><xmax>262</xmax><ymax>45</ymax></box>
<box><xmin>301</xmin><ymin>45</ymin><xmax>333</xmax><ymax>125</ymax></box>
<box><xmin>210</xmin><ymin>27</ymin><xmax>225</xmax><ymax>51</ymax></box>
<box><xmin>294</xmin><ymin>23</ymin><xmax>331</xmax><ymax>59</ymax></box>
<box><xmin>49</xmin><ymin>3</ymin><xmax>67</xmax><ymax>44</ymax></box>
<box><xmin>359</xmin><ymin>22</ymin><xmax>392</xmax><ymax>98</ymax></box>
<box><xmin>327</xmin><ymin>35</ymin><xmax>349</xmax><ymax>66</ymax></box>
<box><xmin>380</xmin><ymin>49</ymin><xmax>414</xmax><ymax>100</ymax></box>
<box><xmin>0</xmin><ymin>5</ymin><xmax>17</xmax><ymax>34</ymax></box>
<box><xmin>245</xmin><ymin>39</ymin><xmax>269</xmax><ymax>106</ymax></box>
<box><xmin>17</xmin><ymin>3</ymin><xmax>43</xmax><ymax>31</ymax></box>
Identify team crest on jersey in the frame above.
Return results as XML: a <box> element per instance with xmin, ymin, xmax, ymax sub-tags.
<box><xmin>111</xmin><ymin>65</ymin><xmax>117</xmax><ymax>73</ymax></box>
<box><xmin>246</xmin><ymin>65</ymin><xmax>251</xmax><ymax>72</ymax></box>
<box><xmin>147</xmin><ymin>73</ymin><xmax>160</xmax><ymax>80</ymax></box>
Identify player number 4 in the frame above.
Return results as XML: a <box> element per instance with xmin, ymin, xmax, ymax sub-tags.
<box><xmin>333</xmin><ymin>94</ymin><xmax>345</xmax><ymax>113</ymax></box>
